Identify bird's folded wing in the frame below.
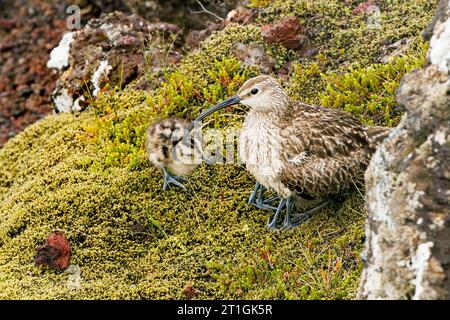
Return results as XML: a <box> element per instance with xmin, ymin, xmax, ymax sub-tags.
<box><xmin>279</xmin><ymin>106</ymin><xmax>370</xmax><ymax>197</ymax></box>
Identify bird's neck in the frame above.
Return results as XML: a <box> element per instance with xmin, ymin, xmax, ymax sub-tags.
<box><xmin>248</xmin><ymin>100</ymin><xmax>291</xmax><ymax>120</ymax></box>
<box><xmin>245</xmin><ymin>108</ymin><xmax>282</xmax><ymax>133</ymax></box>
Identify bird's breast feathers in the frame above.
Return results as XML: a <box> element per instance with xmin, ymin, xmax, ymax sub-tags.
<box><xmin>239</xmin><ymin>114</ymin><xmax>291</xmax><ymax>195</ymax></box>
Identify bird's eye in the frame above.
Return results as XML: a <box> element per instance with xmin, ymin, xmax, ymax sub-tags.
<box><xmin>251</xmin><ymin>88</ymin><xmax>259</xmax><ymax>95</ymax></box>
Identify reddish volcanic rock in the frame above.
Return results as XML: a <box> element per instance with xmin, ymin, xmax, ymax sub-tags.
<box><xmin>0</xmin><ymin>18</ymin><xmax>15</xmax><ymax>30</ymax></box>
<box><xmin>0</xmin><ymin>0</ymin><xmax>135</xmax><ymax>148</ymax></box>
<box><xmin>35</xmin><ymin>232</ymin><xmax>71</xmax><ymax>270</ymax></box>
<box><xmin>183</xmin><ymin>284</ymin><xmax>200</xmax><ymax>299</ymax></box>
<box><xmin>352</xmin><ymin>1</ymin><xmax>377</xmax><ymax>16</ymax></box>
<box><xmin>0</xmin><ymin>1</ymin><xmax>67</xmax><ymax>148</ymax></box>
<box><xmin>261</xmin><ymin>16</ymin><xmax>307</xmax><ymax>50</ymax></box>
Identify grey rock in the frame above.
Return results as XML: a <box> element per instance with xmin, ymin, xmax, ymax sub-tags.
<box><xmin>232</xmin><ymin>43</ymin><xmax>275</xmax><ymax>73</ymax></box>
<box><xmin>359</xmin><ymin>0</ymin><xmax>450</xmax><ymax>300</ymax></box>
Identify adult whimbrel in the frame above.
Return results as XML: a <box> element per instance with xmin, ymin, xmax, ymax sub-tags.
<box><xmin>188</xmin><ymin>75</ymin><xmax>391</xmax><ymax>229</ymax></box>
<box><xmin>146</xmin><ymin>117</ymin><xmax>203</xmax><ymax>190</ymax></box>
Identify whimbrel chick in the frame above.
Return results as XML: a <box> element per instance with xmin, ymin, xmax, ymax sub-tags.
<box><xmin>146</xmin><ymin>117</ymin><xmax>202</xmax><ymax>191</ymax></box>
<box><xmin>189</xmin><ymin>75</ymin><xmax>391</xmax><ymax>229</ymax></box>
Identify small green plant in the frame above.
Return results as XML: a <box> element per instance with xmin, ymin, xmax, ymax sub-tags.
<box><xmin>287</xmin><ymin>54</ymin><xmax>330</xmax><ymax>104</ymax></box>
<box><xmin>320</xmin><ymin>41</ymin><xmax>428</xmax><ymax>126</ymax></box>
<box><xmin>89</xmin><ymin>57</ymin><xmax>251</xmax><ymax>171</ymax></box>
<box><xmin>152</xmin><ymin>57</ymin><xmax>252</xmax><ymax>119</ymax></box>
<box><xmin>141</xmin><ymin>30</ymin><xmax>180</xmax><ymax>87</ymax></box>
<box><xmin>249</xmin><ymin>0</ymin><xmax>273</xmax><ymax>8</ymax></box>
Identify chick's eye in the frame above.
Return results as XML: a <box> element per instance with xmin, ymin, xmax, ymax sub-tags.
<box><xmin>251</xmin><ymin>88</ymin><xmax>259</xmax><ymax>95</ymax></box>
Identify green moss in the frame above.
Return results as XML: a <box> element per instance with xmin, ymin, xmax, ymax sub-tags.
<box><xmin>287</xmin><ymin>54</ymin><xmax>330</xmax><ymax>105</ymax></box>
<box><xmin>150</xmin><ymin>57</ymin><xmax>253</xmax><ymax>120</ymax></box>
<box><xmin>0</xmin><ymin>115</ymin><xmax>366</xmax><ymax>298</ymax></box>
<box><xmin>259</xmin><ymin>0</ymin><xmax>435</xmax><ymax>127</ymax></box>
<box><xmin>0</xmin><ymin>0</ymin><xmax>438</xmax><ymax>299</ymax></box>
<box><xmin>320</xmin><ymin>40</ymin><xmax>428</xmax><ymax>126</ymax></box>
<box><xmin>257</xmin><ymin>0</ymin><xmax>437</xmax><ymax>68</ymax></box>
<box><xmin>248</xmin><ymin>0</ymin><xmax>273</xmax><ymax>8</ymax></box>
<box><xmin>0</xmin><ymin>92</ymin><xmax>366</xmax><ymax>299</ymax></box>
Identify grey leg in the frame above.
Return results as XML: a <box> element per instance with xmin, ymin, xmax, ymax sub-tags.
<box><xmin>262</xmin><ymin>195</ymin><xmax>280</xmax><ymax>206</ymax></box>
<box><xmin>255</xmin><ymin>183</ymin><xmax>278</xmax><ymax>209</ymax></box>
<box><xmin>248</xmin><ymin>182</ymin><xmax>279</xmax><ymax>211</ymax></box>
<box><xmin>202</xmin><ymin>154</ymin><xmax>214</xmax><ymax>165</ymax></box>
<box><xmin>248</xmin><ymin>181</ymin><xmax>260</xmax><ymax>205</ymax></box>
<box><xmin>256</xmin><ymin>182</ymin><xmax>265</xmax><ymax>204</ymax></box>
<box><xmin>281</xmin><ymin>197</ymin><xmax>296</xmax><ymax>229</ymax></box>
<box><xmin>256</xmin><ymin>188</ymin><xmax>279</xmax><ymax>211</ymax></box>
<box><xmin>267</xmin><ymin>198</ymin><xmax>287</xmax><ymax>230</ymax></box>
<box><xmin>162</xmin><ymin>167</ymin><xmax>187</xmax><ymax>191</ymax></box>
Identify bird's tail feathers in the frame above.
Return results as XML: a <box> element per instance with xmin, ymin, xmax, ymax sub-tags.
<box><xmin>367</xmin><ymin>126</ymin><xmax>392</xmax><ymax>148</ymax></box>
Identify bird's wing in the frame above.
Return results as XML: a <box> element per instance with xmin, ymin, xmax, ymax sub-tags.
<box><xmin>279</xmin><ymin>104</ymin><xmax>371</xmax><ymax>198</ymax></box>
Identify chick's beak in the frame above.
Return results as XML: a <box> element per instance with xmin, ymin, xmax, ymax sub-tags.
<box><xmin>187</xmin><ymin>95</ymin><xmax>241</xmax><ymax>132</ymax></box>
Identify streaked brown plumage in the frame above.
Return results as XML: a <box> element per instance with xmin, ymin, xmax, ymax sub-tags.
<box><xmin>191</xmin><ymin>75</ymin><xmax>391</xmax><ymax>228</ymax></box>
<box><xmin>146</xmin><ymin>117</ymin><xmax>201</xmax><ymax>190</ymax></box>
<box><xmin>276</xmin><ymin>103</ymin><xmax>389</xmax><ymax>199</ymax></box>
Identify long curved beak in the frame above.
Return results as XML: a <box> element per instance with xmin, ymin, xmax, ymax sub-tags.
<box><xmin>187</xmin><ymin>95</ymin><xmax>241</xmax><ymax>132</ymax></box>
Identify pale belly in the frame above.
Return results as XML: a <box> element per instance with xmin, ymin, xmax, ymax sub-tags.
<box><xmin>239</xmin><ymin>120</ymin><xmax>292</xmax><ymax>198</ymax></box>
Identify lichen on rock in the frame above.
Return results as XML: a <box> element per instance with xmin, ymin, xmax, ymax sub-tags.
<box><xmin>49</xmin><ymin>11</ymin><xmax>183</xmax><ymax>113</ymax></box>
<box><xmin>359</xmin><ymin>0</ymin><xmax>450</xmax><ymax>300</ymax></box>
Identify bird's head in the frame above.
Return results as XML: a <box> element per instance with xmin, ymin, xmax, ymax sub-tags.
<box><xmin>236</xmin><ymin>75</ymin><xmax>288</xmax><ymax>111</ymax></box>
<box><xmin>187</xmin><ymin>75</ymin><xmax>289</xmax><ymax>131</ymax></box>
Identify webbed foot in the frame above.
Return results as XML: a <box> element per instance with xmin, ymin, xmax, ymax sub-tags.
<box><xmin>282</xmin><ymin>199</ymin><xmax>330</xmax><ymax>229</ymax></box>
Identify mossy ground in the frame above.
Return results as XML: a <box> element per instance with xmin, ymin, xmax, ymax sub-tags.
<box><xmin>0</xmin><ymin>109</ymin><xmax>365</xmax><ymax>299</ymax></box>
<box><xmin>0</xmin><ymin>0</ymin><xmax>438</xmax><ymax>299</ymax></box>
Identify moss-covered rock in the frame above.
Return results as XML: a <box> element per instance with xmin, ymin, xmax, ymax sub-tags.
<box><xmin>0</xmin><ymin>0</ymin><xmax>439</xmax><ymax>299</ymax></box>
